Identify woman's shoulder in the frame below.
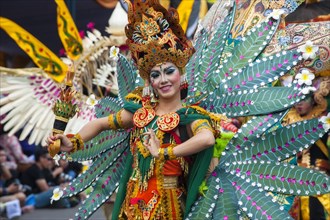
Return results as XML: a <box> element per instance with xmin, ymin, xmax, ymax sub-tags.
<box><xmin>178</xmin><ymin>105</ymin><xmax>228</xmax><ymax>125</ymax></box>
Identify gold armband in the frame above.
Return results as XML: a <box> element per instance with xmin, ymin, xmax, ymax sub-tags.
<box><xmin>192</xmin><ymin>119</ymin><xmax>214</xmax><ymax>136</ymax></box>
<box><xmin>108</xmin><ymin>109</ymin><xmax>124</xmax><ymax>130</ymax></box>
<box><xmin>67</xmin><ymin>133</ymin><xmax>84</xmax><ymax>153</ymax></box>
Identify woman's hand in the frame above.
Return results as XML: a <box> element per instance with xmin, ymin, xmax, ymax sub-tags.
<box><xmin>142</xmin><ymin>129</ymin><xmax>160</xmax><ymax>158</ymax></box>
<box><xmin>46</xmin><ymin>134</ymin><xmax>73</xmax><ymax>152</ymax></box>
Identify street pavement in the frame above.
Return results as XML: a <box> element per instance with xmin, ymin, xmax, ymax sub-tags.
<box><xmin>19</xmin><ymin>206</ymin><xmax>105</xmax><ymax>220</ymax></box>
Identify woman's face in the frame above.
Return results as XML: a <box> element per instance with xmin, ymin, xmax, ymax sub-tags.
<box><xmin>149</xmin><ymin>62</ymin><xmax>181</xmax><ymax>99</ymax></box>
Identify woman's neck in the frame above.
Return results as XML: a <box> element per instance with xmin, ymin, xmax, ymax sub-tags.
<box><xmin>155</xmin><ymin>98</ymin><xmax>183</xmax><ymax>115</ymax></box>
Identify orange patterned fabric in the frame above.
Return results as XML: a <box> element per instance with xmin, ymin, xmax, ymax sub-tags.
<box><xmin>120</xmin><ymin>143</ymin><xmax>184</xmax><ymax>219</ymax></box>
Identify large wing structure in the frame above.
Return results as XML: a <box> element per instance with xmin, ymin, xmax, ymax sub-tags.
<box><xmin>0</xmin><ymin>2</ymin><xmax>124</xmax><ymax>146</ymax></box>
<box><xmin>0</xmin><ymin>67</ymin><xmax>93</xmax><ymax>146</ymax></box>
<box><xmin>58</xmin><ymin>54</ymin><xmax>139</xmax><ymax>218</ymax></box>
<box><xmin>183</xmin><ymin>0</ymin><xmax>330</xmax><ymax>219</ymax></box>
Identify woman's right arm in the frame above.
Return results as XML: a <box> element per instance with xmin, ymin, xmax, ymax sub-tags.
<box><xmin>79</xmin><ymin>109</ymin><xmax>134</xmax><ymax>141</ymax></box>
<box><xmin>47</xmin><ymin>109</ymin><xmax>134</xmax><ymax>151</ymax></box>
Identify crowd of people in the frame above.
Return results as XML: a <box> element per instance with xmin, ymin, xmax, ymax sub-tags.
<box><xmin>0</xmin><ymin>128</ymin><xmax>83</xmax><ymax>219</ymax></box>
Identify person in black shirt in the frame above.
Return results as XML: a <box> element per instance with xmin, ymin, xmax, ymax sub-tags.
<box><xmin>20</xmin><ymin>148</ymin><xmax>71</xmax><ymax>208</ymax></box>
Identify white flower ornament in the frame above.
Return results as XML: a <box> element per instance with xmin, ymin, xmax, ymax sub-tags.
<box><xmin>110</xmin><ymin>46</ymin><xmax>119</xmax><ymax>59</ymax></box>
<box><xmin>86</xmin><ymin>94</ymin><xmax>98</xmax><ymax>107</ymax></box>
<box><xmin>295</xmin><ymin>69</ymin><xmax>315</xmax><ymax>86</ymax></box>
<box><xmin>298</xmin><ymin>40</ymin><xmax>319</xmax><ymax>60</ymax></box>
<box><xmin>301</xmin><ymin>86</ymin><xmax>316</xmax><ymax>95</ymax></box>
<box><xmin>268</xmin><ymin>9</ymin><xmax>285</xmax><ymax>20</ymax></box>
<box><xmin>51</xmin><ymin>188</ymin><xmax>63</xmax><ymax>204</ymax></box>
<box><xmin>320</xmin><ymin>113</ymin><xmax>330</xmax><ymax>131</ymax></box>
<box><xmin>53</xmin><ymin>154</ymin><xmax>61</xmax><ymax>166</ymax></box>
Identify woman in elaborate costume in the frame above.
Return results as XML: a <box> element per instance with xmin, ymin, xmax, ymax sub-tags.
<box><xmin>47</xmin><ymin>0</ymin><xmax>330</xmax><ymax>219</ymax></box>
<box><xmin>48</xmin><ymin>1</ymin><xmax>220</xmax><ymax>219</ymax></box>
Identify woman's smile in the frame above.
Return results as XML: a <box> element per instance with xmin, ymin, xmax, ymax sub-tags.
<box><xmin>159</xmin><ymin>85</ymin><xmax>172</xmax><ymax>93</ymax></box>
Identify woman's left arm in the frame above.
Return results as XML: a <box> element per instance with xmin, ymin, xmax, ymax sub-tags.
<box><xmin>172</xmin><ymin>129</ymin><xmax>215</xmax><ymax>157</ymax></box>
<box><xmin>145</xmin><ymin>120</ymin><xmax>215</xmax><ymax>158</ymax></box>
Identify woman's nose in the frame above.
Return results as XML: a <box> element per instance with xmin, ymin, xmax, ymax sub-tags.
<box><xmin>160</xmin><ymin>73</ymin><xmax>167</xmax><ymax>83</ymax></box>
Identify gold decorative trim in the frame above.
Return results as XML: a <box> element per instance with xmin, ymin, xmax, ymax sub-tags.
<box><xmin>157</xmin><ymin>112</ymin><xmax>180</xmax><ymax>132</ymax></box>
<box><xmin>133</xmin><ymin>107</ymin><xmax>156</xmax><ymax>128</ymax></box>
<box><xmin>192</xmin><ymin>119</ymin><xmax>214</xmax><ymax>136</ymax></box>
<box><xmin>55</xmin><ymin>115</ymin><xmax>69</xmax><ymax>123</ymax></box>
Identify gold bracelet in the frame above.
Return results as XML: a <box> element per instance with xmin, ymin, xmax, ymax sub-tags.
<box><xmin>168</xmin><ymin>146</ymin><xmax>176</xmax><ymax>160</ymax></box>
<box><xmin>75</xmin><ymin>133</ymin><xmax>84</xmax><ymax>150</ymax></box>
<box><xmin>67</xmin><ymin>133</ymin><xmax>84</xmax><ymax>153</ymax></box>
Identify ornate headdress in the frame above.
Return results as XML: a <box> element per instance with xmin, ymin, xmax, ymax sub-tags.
<box><xmin>124</xmin><ymin>0</ymin><xmax>195</xmax><ymax>81</ymax></box>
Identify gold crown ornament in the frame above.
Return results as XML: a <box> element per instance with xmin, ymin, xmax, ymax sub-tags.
<box><xmin>124</xmin><ymin>0</ymin><xmax>195</xmax><ymax>81</ymax></box>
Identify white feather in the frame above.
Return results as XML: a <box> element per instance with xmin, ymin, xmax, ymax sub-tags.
<box><xmin>19</xmin><ymin>107</ymin><xmax>45</xmax><ymax>140</ymax></box>
<box><xmin>4</xmin><ymin>114</ymin><xmax>21</xmax><ymax>133</ymax></box>
<box><xmin>1</xmin><ymin>100</ymin><xmax>30</xmax><ymax>125</ymax></box>
<box><xmin>0</xmin><ymin>93</ymin><xmax>32</xmax><ymax>113</ymax></box>
<box><xmin>0</xmin><ymin>84</ymin><xmax>32</xmax><ymax>93</ymax></box>
<box><xmin>8</xmin><ymin>103</ymin><xmax>40</xmax><ymax>136</ymax></box>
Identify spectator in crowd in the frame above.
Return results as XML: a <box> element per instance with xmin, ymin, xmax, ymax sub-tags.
<box><xmin>0</xmin><ymin>146</ymin><xmax>33</xmax><ymax>216</ymax></box>
<box><xmin>0</xmin><ymin>134</ymin><xmax>33</xmax><ymax>165</ymax></box>
<box><xmin>57</xmin><ymin>160</ymin><xmax>83</xmax><ymax>183</ymax></box>
<box><xmin>19</xmin><ymin>147</ymin><xmax>72</xmax><ymax>209</ymax></box>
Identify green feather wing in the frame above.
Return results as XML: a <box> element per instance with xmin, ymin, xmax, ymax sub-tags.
<box><xmin>206</xmin><ymin>86</ymin><xmax>306</xmax><ymax>117</ymax></box>
<box><xmin>232</xmin><ymin>118</ymin><xmax>326</xmax><ymax>163</ymax></box>
<box><xmin>230</xmin><ymin>161</ymin><xmax>330</xmax><ymax>197</ymax></box>
<box><xmin>66</xmin><ymin>130</ymin><xmax>129</xmax><ymax>161</ymax></box>
<box><xmin>219</xmin><ymin>49</ymin><xmax>301</xmax><ymax>94</ymax></box>
<box><xmin>62</xmin><ymin>138</ymin><xmax>129</xmax><ymax>198</ymax></box>
<box><xmin>186</xmin><ymin>170</ymin><xmax>238</xmax><ymax>220</ymax></box>
<box><xmin>117</xmin><ymin>54</ymin><xmax>138</xmax><ymax>101</ymax></box>
<box><xmin>73</xmin><ymin>148</ymin><xmax>129</xmax><ymax>219</ymax></box>
<box><xmin>218</xmin><ymin>19</ymin><xmax>280</xmax><ymax>79</ymax></box>
<box><xmin>185</xmin><ymin>6</ymin><xmax>235</xmax><ymax>105</ymax></box>
<box><xmin>231</xmin><ymin>175</ymin><xmax>292</xmax><ymax>220</ymax></box>
<box><xmin>95</xmin><ymin>97</ymin><xmax>123</xmax><ymax>117</ymax></box>
<box><xmin>223</xmin><ymin>113</ymin><xmax>285</xmax><ymax>156</ymax></box>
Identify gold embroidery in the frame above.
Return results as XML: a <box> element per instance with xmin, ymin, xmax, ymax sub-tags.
<box><xmin>136</xmin><ymin>190</ymin><xmax>160</xmax><ymax>220</ymax></box>
<box><xmin>133</xmin><ymin>107</ymin><xmax>156</xmax><ymax>128</ymax></box>
<box><xmin>163</xmin><ymin>188</ymin><xmax>183</xmax><ymax>219</ymax></box>
<box><xmin>136</xmin><ymin>140</ymin><xmax>150</xmax><ymax>158</ymax></box>
<box><xmin>157</xmin><ymin>112</ymin><xmax>180</xmax><ymax>132</ymax></box>
<box><xmin>163</xmin><ymin>176</ymin><xmax>178</xmax><ymax>189</ymax></box>
<box><xmin>125</xmin><ymin>93</ymin><xmax>142</xmax><ymax>102</ymax></box>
